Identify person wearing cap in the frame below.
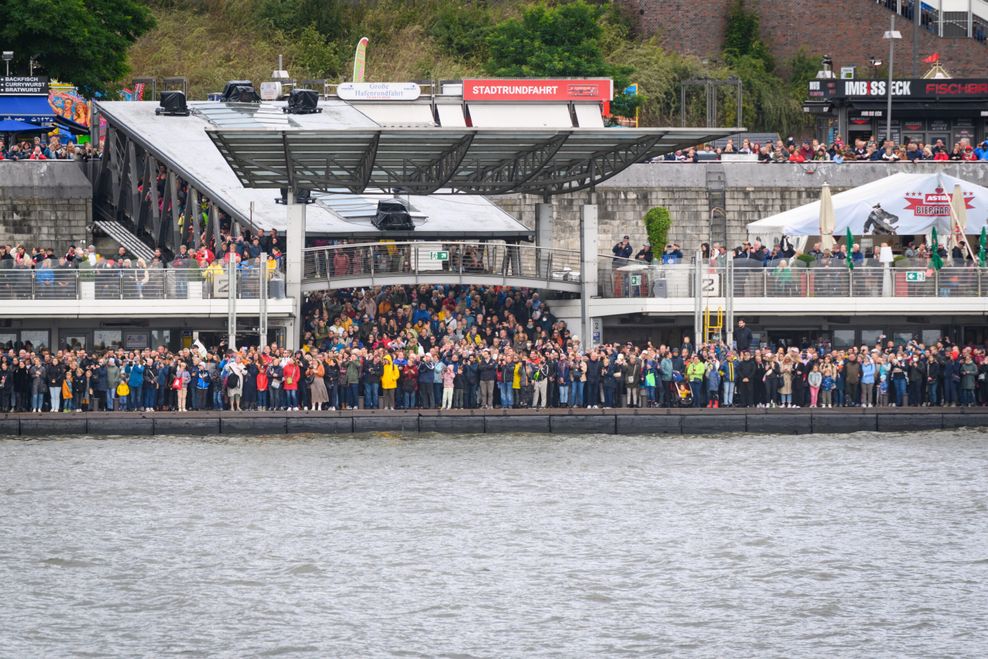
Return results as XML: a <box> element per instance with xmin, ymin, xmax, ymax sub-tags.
<box><xmin>612</xmin><ymin>235</ymin><xmax>633</xmax><ymax>260</ymax></box>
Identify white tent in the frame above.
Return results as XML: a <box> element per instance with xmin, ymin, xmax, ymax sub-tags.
<box><xmin>747</xmin><ymin>172</ymin><xmax>988</xmax><ymax>237</ymax></box>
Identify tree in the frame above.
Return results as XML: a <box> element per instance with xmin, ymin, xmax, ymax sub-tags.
<box><xmin>0</xmin><ymin>0</ymin><xmax>155</xmax><ymax>96</ymax></box>
<box><xmin>486</xmin><ymin>1</ymin><xmax>609</xmax><ymax>77</ymax></box>
<box><xmin>643</xmin><ymin>207</ymin><xmax>672</xmax><ymax>256</ymax></box>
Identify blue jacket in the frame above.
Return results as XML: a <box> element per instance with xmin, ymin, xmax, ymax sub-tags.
<box><xmin>127</xmin><ymin>364</ymin><xmax>145</xmax><ymax>387</ymax></box>
<box><xmin>861</xmin><ymin>362</ymin><xmax>876</xmax><ymax>385</ymax></box>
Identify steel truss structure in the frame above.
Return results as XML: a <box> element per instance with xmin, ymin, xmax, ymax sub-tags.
<box><xmin>207</xmin><ymin>126</ymin><xmax>730</xmax><ymax>196</ymax></box>
<box><xmin>92</xmin><ymin>117</ymin><xmax>249</xmax><ymax>255</ymax></box>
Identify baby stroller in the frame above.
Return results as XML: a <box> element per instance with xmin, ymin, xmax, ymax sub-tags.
<box><xmin>672</xmin><ymin>371</ymin><xmax>693</xmax><ymax>407</ymax></box>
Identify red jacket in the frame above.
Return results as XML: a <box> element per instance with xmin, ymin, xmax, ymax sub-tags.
<box><xmin>282</xmin><ymin>362</ymin><xmax>301</xmax><ymax>390</ymax></box>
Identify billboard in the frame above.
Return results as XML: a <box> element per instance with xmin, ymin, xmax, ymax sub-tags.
<box><xmin>463</xmin><ymin>78</ymin><xmax>613</xmax><ymax>102</ymax></box>
<box><xmin>0</xmin><ymin>76</ymin><xmax>49</xmax><ymax>95</ymax></box>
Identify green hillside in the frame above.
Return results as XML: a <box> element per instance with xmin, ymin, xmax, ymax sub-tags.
<box><xmin>124</xmin><ymin>0</ymin><xmax>815</xmax><ymax>133</ymax></box>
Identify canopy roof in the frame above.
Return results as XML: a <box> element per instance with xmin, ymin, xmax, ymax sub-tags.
<box><xmin>747</xmin><ymin>172</ymin><xmax>988</xmax><ymax>236</ymax></box>
<box><xmin>206</xmin><ymin>125</ymin><xmax>734</xmax><ymax>196</ymax></box>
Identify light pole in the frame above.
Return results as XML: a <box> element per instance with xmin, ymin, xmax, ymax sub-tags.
<box><xmin>884</xmin><ymin>16</ymin><xmax>902</xmax><ymax>145</ymax></box>
<box><xmin>2</xmin><ymin>51</ymin><xmax>12</xmax><ymax>77</ymax></box>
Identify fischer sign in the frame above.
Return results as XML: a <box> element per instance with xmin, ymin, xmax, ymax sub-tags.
<box><xmin>819</xmin><ymin>78</ymin><xmax>988</xmax><ymax>99</ymax></box>
<box><xmin>463</xmin><ymin>78</ymin><xmax>613</xmax><ymax>102</ymax></box>
<box><xmin>337</xmin><ymin>82</ymin><xmax>421</xmax><ymax>101</ymax></box>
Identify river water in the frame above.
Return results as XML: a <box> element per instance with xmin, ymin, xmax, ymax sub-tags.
<box><xmin>1</xmin><ymin>431</ymin><xmax>986</xmax><ymax>657</ymax></box>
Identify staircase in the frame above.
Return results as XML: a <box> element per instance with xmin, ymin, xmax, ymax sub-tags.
<box><xmin>93</xmin><ymin>220</ymin><xmax>156</xmax><ymax>262</ymax></box>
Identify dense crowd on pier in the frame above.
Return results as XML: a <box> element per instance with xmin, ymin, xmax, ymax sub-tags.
<box><xmin>661</xmin><ymin>135</ymin><xmax>988</xmax><ymax>164</ymax></box>
<box><xmin>2</xmin><ymin>284</ymin><xmax>988</xmax><ymax>413</ymax></box>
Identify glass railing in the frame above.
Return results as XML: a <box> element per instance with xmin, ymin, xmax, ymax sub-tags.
<box><xmin>599</xmin><ymin>259</ymin><xmax>987</xmax><ymax>298</ymax></box>
<box><xmin>304</xmin><ymin>241</ymin><xmax>583</xmax><ymax>287</ymax></box>
<box><xmin>0</xmin><ymin>267</ymin><xmax>286</xmax><ymax>301</ymax></box>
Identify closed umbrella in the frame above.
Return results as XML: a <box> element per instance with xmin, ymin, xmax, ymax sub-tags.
<box><xmin>845</xmin><ymin>227</ymin><xmax>854</xmax><ymax>270</ymax></box>
<box><xmin>950</xmin><ymin>184</ymin><xmax>969</xmax><ymax>249</ymax></box>
<box><xmin>819</xmin><ymin>184</ymin><xmax>835</xmax><ymax>251</ymax></box>
<box><xmin>979</xmin><ymin>227</ymin><xmax>986</xmax><ymax>268</ymax></box>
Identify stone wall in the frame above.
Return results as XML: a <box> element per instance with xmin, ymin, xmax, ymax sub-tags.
<box><xmin>624</xmin><ymin>0</ymin><xmax>988</xmax><ymax>78</ymax></box>
<box><xmin>0</xmin><ymin>162</ymin><xmax>92</xmax><ymax>249</ymax></box>
<box><xmin>493</xmin><ymin>162</ymin><xmax>988</xmax><ymax>253</ymax></box>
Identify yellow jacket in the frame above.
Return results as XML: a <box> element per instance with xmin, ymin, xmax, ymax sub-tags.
<box><xmin>381</xmin><ymin>356</ymin><xmax>400</xmax><ymax>389</ymax></box>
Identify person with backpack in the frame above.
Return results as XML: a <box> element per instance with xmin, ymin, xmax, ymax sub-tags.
<box><xmin>226</xmin><ymin>357</ymin><xmax>245</xmax><ymax>412</ymax></box>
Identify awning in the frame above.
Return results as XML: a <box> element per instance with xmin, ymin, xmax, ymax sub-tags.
<box><xmin>574</xmin><ymin>103</ymin><xmax>604</xmax><ymax>128</ymax></box>
<box><xmin>467</xmin><ymin>103</ymin><xmax>573</xmax><ymax>127</ymax></box>
<box><xmin>351</xmin><ymin>103</ymin><xmax>435</xmax><ymax>127</ymax></box>
<box><xmin>0</xmin><ymin>96</ymin><xmax>53</xmax><ymax>125</ymax></box>
<box><xmin>747</xmin><ymin>172</ymin><xmax>988</xmax><ymax>236</ymax></box>
<box><xmin>436</xmin><ymin>103</ymin><xmax>466</xmax><ymax>127</ymax></box>
<box><xmin>0</xmin><ymin>119</ymin><xmax>47</xmax><ymax>133</ymax></box>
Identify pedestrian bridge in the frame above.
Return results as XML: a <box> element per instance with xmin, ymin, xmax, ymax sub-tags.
<box><xmin>301</xmin><ymin>241</ymin><xmax>584</xmax><ymax>294</ymax></box>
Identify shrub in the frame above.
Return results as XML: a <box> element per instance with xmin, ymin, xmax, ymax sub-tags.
<box><xmin>643</xmin><ymin>207</ymin><xmax>672</xmax><ymax>254</ymax></box>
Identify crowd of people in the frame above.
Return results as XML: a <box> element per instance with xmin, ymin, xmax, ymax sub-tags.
<box><xmin>0</xmin><ymin>229</ymin><xmax>284</xmax><ymax>287</ymax></box>
<box><xmin>660</xmin><ymin>135</ymin><xmax>988</xmax><ymax>164</ymax></box>
<box><xmin>613</xmin><ymin>234</ymin><xmax>972</xmax><ymax>270</ymax></box>
<box><xmin>2</xmin><ymin>281</ymin><xmax>988</xmax><ymax>414</ymax></box>
<box><xmin>0</xmin><ymin>133</ymin><xmax>101</xmax><ymax>161</ymax></box>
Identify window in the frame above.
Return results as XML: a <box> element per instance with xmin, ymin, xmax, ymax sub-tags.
<box><xmin>62</xmin><ymin>334</ymin><xmax>87</xmax><ymax>351</ymax></box>
<box><xmin>0</xmin><ymin>332</ymin><xmax>16</xmax><ymax>350</ymax></box>
<box><xmin>93</xmin><ymin>330</ymin><xmax>122</xmax><ymax>351</ymax></box>
<box><xmin>150</xmin><ymin>329</ymin><xmax>173</xmax><ymax>351</ymax></box>
<box><xmin>921</xmin><ymin>329</ymin><xmax>942</xmax><ymax>347</ymax></box>
<box><xmin>833</xmin><ymin>330</ymin><xmax>856</xmax><ymax>348</ymax></box>
<box><xmin>894</xmin><ymin>331</ymin><xmax>916</xmax><ymax>346</ymax></box>
<box><xmin>860</xmin><ymin>329</ymin><xmax>883</xmax><ymax>347</ymax></box>
<box><xmin>20</xmin><ymin>330</ymin><xmax>49</xmax><ymax>351</ymax></box>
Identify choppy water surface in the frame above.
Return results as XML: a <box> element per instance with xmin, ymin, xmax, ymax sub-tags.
<box><xmin>1</xmin><ymin>431</ymin><xmax>987</xmax><ymax>657</ymax></box>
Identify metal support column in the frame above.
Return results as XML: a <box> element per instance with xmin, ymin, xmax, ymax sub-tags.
<box><xmin>285</xmin><ymin>193</ymin><xmax>306</xmax><ymax>350</ymax></box>
<box><xmin>259</xmin><ymin>252</ymin><xmax>268</xmax><ymax>348</ymax></box>
<box><xmin>580</xmin><ymin>199</ymin><xmax>598</xmax><ymax>347</ymax></box>
<box><xmin>725</xmin><ymin>256</ymin><xmax>735</xmax><ymax>349</ymax></box>
<box><xmin>693</xmin><ymin>251</ymin><xmax>703</xmax><ymax>348</ymax></box>
<box><xmin>536</xmin><ymin>199</ymin><xmax>553</xmax><ymax>278</ymax></box>
<box><xmin>227</xmin><ymin>257</ymin><xmax>237</xmax><ymax>352</ymax></box>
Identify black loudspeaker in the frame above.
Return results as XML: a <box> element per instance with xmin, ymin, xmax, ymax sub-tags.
<box><xmin>286</xmin><ymin>88</ymin><xmax>321</xmax><ymax>114</ymax></box>
<box><xmin>221</xmin><ymin>80</ymin><xmax>260</xmax><ymax>103</ymax></box>
<box><xmin>373</xmin><ymin>200</ymin><xmax>415</xmax><ymax>231</ymax></box>
<box><xmin>155</xmin><ymin>90</ymin><xmax>190</xmax><ymax>116</ymax></box>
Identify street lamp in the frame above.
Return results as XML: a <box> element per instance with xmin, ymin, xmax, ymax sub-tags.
<box><xmin>2</xmin><ymin>51</ymin><xmax>12</xmax><ymax>78</ymax></box>
<box><xmin>883</xmin><ymin>16</ymin><xmax>902</xmax><ymax>145</ymax></box>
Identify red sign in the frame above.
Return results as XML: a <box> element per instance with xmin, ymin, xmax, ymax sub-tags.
<box><xmin>904</xmin><ymin>187</ymin><xmax>974</xmax><ymax>217</ymax></box>
<box><xmin>463</xmin><ymin>78</ymin><xmax>613</xmax><ymax>102</ymax></box>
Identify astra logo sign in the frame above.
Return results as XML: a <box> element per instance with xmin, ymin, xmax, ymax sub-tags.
<box><xmin>844</xmin><ymin>80</ymin><xmax>912</xmax><ymax>96</ymax></box>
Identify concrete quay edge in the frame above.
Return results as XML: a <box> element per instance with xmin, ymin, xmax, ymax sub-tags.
<box><xmin>0</xmin><ymin>408</ymin><xmax>985</xmax><ymax>437</ymax></box>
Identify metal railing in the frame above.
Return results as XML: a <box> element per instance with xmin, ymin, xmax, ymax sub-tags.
<box><xmin>0</xmin><ymin>267</ymin><xmax>286</xmax><ymax>301</ymax></box>
<box><xmin>599</xmin><ymin>259</ymin><xmax>987</xmax><ymax>299</ymax></box>
<box><xmin>303</xmin><ymin>241</ymin><xmax>583</xmax><ymax>288</ymax></box>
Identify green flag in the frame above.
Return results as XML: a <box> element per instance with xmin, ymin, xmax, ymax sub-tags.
<box><xmin>979</xmin><ymin>226</ymin><xmax>987</xmax><ymax>268</ymax></box>
<box><xmin>931</xmin><ymin>227</ymin><xmax>944</xmax><ymax>271</ymax></box>
<box><xmin>845</xmin><ymin>228</ymin><xmax>854</xmax><ymax>270</ymax></box>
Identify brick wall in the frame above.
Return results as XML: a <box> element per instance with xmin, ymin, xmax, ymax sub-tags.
<box><xmin>623</xmin><ymin>0</ymin><xmax>988</xmax><ymax>77</ymax></box>
<box><xmin>0</xmin><ymin>163</ymin><xmax>93</xmax><ymax>249</ymax></box>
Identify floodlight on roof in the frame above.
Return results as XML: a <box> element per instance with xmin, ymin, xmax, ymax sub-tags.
<box><xmin>156</xmin><ymin>90</ymin><xmax>190</xmax><ymax>117</ymax></box>
<box><xmin>221</xmin><ymin>80</ymin><xmax>261</xmax><ymax>103</ymax></box>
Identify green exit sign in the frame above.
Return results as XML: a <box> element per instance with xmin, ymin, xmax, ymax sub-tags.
<box><xmin>430</xmin><ymin>250</ymin><xmax>449</xmax><ymax>262</ymax></box>
<box><xmin>629</xmin><ymin>274</ymin><xmax>641</xmax><ymax>286</ymax></box>
<box><xmin>906</xmin><ymin>271</ymin><xmax>926</xmax><ymax>282</ymax></box>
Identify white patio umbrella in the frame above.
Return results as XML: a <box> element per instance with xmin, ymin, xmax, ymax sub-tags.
<box><xmin>819</xmin><ymin>184</ymin><xmax>835</xmax><ymax>251</ymax></box>
<box><xmin>950</xmin><ymin>183</ymin><xmax>968</xmax><ymax>248</ymax></box>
